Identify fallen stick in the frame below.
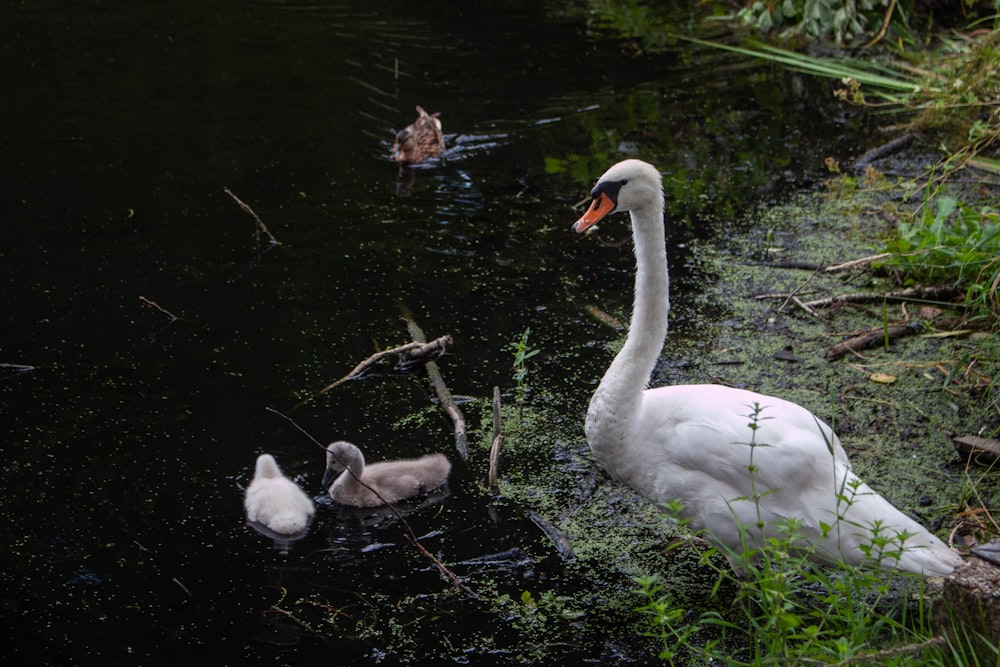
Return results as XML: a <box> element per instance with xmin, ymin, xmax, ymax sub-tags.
<box><xmin>315</xmin><ymin>339</ymin><xmax>432</xmax><ymax>396</ymax></box>
<box><xmin>394</xmin><ymin>336</ymin><xmax>452</xmax><ymax>372</ymax></box>
<box><xmin>488</xmin><ymin>386</ymin><xmax>503</xmax><ymax>494</ymax></box>
<box><xmin>952</xmin><ymin>434</ymin><xmax>1000</xmax><ymax>464</ymax></box>
<box><xmin>526</xmin><ymin>510</ymin><xmax>576</xmax><ymax>562</ymax></box>
<box><xmin>400</xmin><ymin>306</ymin><xmax>469</xmax><ymax>462</ymax></box>
<box><xmin>803</xmin><ymin>285</ymin><xmax>960</xmax><ymax>309</ymax></box>
<box><xmin>223</xmin><ymin>187</ymin><xmax>280</xmax><ymax>257</ymax></box>
<box><xmin>824</xmin><ymin>320</ymin><xmax>923</xmax><ymax>360</ymax></box>
<box><xmin>823</xmin><ymin>252</ymin><xmax>892</xmax><ymax>273</ymax></box>
<box><xmin>756</xmin><ymin>285</ymin><xmax>961</xmax><ymax>310</ymax></box>
<box><xmin>138</xmin><ymin>295</ymin><xmax>179</xmax><ymax>322</ymax></box>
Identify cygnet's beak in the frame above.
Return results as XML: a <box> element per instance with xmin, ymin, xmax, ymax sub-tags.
<box><xmin>321</xmin><ymin>466</ymin><xmax>336</xmax><ymax>491</ymax></box>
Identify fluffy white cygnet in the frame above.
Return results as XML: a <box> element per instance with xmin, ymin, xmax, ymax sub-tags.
<box><xmin>244</xmin><ymin>454</ymin><xmax>315</xmax><ymax>536</ymax></box>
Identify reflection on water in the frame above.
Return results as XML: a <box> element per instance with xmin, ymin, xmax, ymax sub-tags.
<box><xmin>1</xmin><ymin>0</ymin><xmax>873</xmax><ymax>664</ymax></box>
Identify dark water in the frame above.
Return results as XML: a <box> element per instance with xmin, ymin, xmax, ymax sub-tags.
<box><xmin>1</xmin><ymin>0</ymin><xmax>873</xmax><ymax>664</ymax></box>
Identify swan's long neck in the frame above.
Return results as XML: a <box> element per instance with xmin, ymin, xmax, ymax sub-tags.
<box><xmin>586</xmin><ymin>204</ymin><xmax>669</xmax><ymax>459</ymax></box>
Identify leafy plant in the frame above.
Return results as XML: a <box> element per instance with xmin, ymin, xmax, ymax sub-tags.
<box><xmin>737</xmin><ymin>0</ymin><xmax>891</xmax><ymax>44</ymax></box>
<box><xmin>883</xmin><ymin>194</ymin><xmax>1000</xmax><ymax>305</ymax></box>
<box><xmin>509</xmin><ymin>327</ymin><xmax>540</xmax><ymax>405</ymax></box>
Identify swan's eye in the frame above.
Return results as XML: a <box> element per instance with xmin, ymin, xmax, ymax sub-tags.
<box><xmin>619</xmin><ymin>179</ymin><xmax>628</xmax><ymax>186</ymax></box>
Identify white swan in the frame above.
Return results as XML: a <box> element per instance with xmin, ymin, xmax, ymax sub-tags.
<box><xmin>322</xmin><ymin>441</ymin><xmax>451</xmax><ymax>508</ymax></box>
<box><xmin>244</xmin><ymin>454</ymin><xmax>315</xmax><ymax>536</ymax></box>
<box><xmin>571</xmin><ymin>159</ymin><xmax>962</xmax><ymax>576</ymax></box>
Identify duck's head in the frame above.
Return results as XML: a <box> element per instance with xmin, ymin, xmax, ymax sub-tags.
<box><xmin>572</xmin><ymin>159</ymin><xmax>663</xmax><ymax>233</ymax></box>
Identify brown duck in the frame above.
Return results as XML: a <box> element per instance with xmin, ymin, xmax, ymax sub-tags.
<box><xmin>391</xmin><ymin>105</ymin><xmax>444</xmax><ymax>165</ymax></box>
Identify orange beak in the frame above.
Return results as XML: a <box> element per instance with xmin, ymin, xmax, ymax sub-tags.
<box><xmin>572</xmin><ymin>192</ymin><xmax>616</xmax><ymax>233</ymax></box>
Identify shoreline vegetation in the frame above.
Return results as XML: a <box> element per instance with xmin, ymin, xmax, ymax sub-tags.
<box><xmin>496</xmin><ymin>2</ymin><xmax>1000</xmax><ymax>663</ymax></box>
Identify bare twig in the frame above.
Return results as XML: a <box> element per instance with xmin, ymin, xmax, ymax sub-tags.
<box><xmin>773</xmin><ymin>266</ymin><xmax>823</xmax><ymax>316</ymax></box>
<box><xmin>823</xmin><ymin>252</ymin><xmax>892</xmax><ymax>272</ymax></box>
<box><xmin>824</xmin><ymin>320</ymin><xmax>923</xmax><ymax>359</ymax></box>
<box><xmin>265</xmin><ymin>407</ymin><xmax>480</xmax><ymax>599</ymax></box>
<box><xmin>790</xmin><ymin>295</ymin><xmax>819</xmax><ymax>317</ymax></box>
<box><xmin>757</xmin><ymin>285</ymin><xmax>960</xmax><ymax>310</ymax></box>
<box><xmin>861</xmin><ymin>0</ymin><xmax>898</xmax><ymax>50</ymax></box>
<box><xmin>315</xmin><ymin>340</ymin><xmax>433</xmax><ymax>396</ymax></box>
<box><xmin>400</xmin><ymin>306</ymin><xmax>468</xmax><ymax>461</ymax></box>
<box><xmin>804</xmin><ymin>285</ymin><xmax>959</xmax><ymax>309</ymax></box>
<box><xmin>526</xmin><ymin>510</ymin><xmax>576</xmax><ymax>562</ymax></box>
<box><xmin>488</xmin><ymin>386</ymin><xmax>503</xmax><ymax>494</ymax></box>
<box><xmin>395</xmin><ymin>336</ymin><xmax>452</xmax><ymax>371</ymax></box>
<box><xmin>224</xmin><ymin>187</ymin><xmax>280</xmax><ymax>257</ymax></box>
<box><xmin>139</xmin><ymin>296</ymin><xmax>179</xmax><ymax>322</ymax></box>
<box><xmin>952</xmin><ymin>434</ymin><xmax>1000</xmax><ymax>464</ymax></box>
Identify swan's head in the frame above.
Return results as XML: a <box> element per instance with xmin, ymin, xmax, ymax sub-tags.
<box><xmin>322</xmin><ymin>441</ymin><xmax>363</xmax><ymax>490</ymax></box>
<box><xmin>572</xmin><ymin>159</ymin><xmax>663</xmax><ymax>233</ymax></box>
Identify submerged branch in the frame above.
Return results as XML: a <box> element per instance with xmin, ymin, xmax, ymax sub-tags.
<box><xmin>400</xmin><ymin>306</ymin><xmax>468</xmax><ymax>462</ymax></box>
<box><xmin>488</xmin><ymin>386</ymin><xmax>503</xmax><ymax>494</ymax></box>
<box><xmin>314</xmin><ymin>339</ymin><xmax>445</xmax><ymax>397</ymax></box>
<box><xmin>527</xmin><ymin>510</ymin><xmax>576</xmax><ymax>562</ymax></box>
<box><xmin>224</xmin><ymin>187</ymin><xmax>280</xmax><ymax>257</ymax></box>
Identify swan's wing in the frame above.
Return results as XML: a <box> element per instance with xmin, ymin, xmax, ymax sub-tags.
<box><xmin>626</xmin><ymin>385</ymin><xmax>849</xmax><ymax>539</ymax></box>
<box><xmin>631</xmin><ymin>385</ymin><xmax>959</xmax><ymax>573</ymax></box>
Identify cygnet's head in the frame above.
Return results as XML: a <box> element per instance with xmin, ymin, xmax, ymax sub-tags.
<box><xmin>322</xmin><ymin>441</ymin><xmax>363</xmax><ymax>490</ymax></box>
<box><xmin>254</xmin><ymin>453</ymin><xmax>283</xmax><ymax>480</ymax></box>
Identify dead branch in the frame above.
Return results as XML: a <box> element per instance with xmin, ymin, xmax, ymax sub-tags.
<box><xmin>758</xmin><ymin>285</ymin><xmax>961</xmax><ymax>311</ymax></box>
<box><xmin>952</xmin><ymin>434</ymin><xmax>1000</xmax><ymax>464</ymax></box>
<box><xmin>803</xmin><ymin>285</ymin><xmax>960</xmax><ymax>309</ymax></box>
<box><xmin>822</xmin><ymin>252</ymin><xmax>892</xmax><ymax>272</ymax></box>
<box><xmin>526</xmin><ymin>510</ymin><xmax>576</xmax><ymax>562</ymax></box>
<box><xmin>773</xmin><ymin>266</ymin><xmax>824</xmax><ymax>316</ymax></box>
<box><xmin>400</xmin><ymin>306</ymin><xmax>468</xmax><ymax>462</ymax></box>
<box><xmin>139</xmin><ymin>296</ymin><xmax>179</xmax><ymax>322</ymax></box>
<box><xmin>224</xmin><ymin>187</ymin><xmax>280</xmax><ymax>257</ymax></box>
<box><xmin>789</xmin><ymin>295</ymin><xmax>819</xmax><ymax>317</ymax></box>
<box><xmin>488</xmin><ymin>386</ymin><xmax>503</xmax><ymax>494</ymax></box>
<box><xmin>824</xmin><ymin>320</ymin><xmax>924</xmax><ymax>360</ymax></box>
<box><xmin>861</xmin><ymin>0</ymin><xmax>899</xmax><ymax>50</ymax></box>
<box><xmin>395</xmin><ymin>336</ymin><xmax>452</xmax><ymax>372</ymax></box>
<box><xmin>265</xmin><ymin>406</ymin><xmax>480</xmax><ymax>599</ymax></box>
<box><xmin>315</xmin><ymin>340</ymin><xmax>433</xmax><ymax>396</ymax></box>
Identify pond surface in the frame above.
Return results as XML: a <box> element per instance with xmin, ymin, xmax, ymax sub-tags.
<box><xmin>2</xmin><ymin>0</ymin><xmax>876</xmax><ymax>664</ymax></box>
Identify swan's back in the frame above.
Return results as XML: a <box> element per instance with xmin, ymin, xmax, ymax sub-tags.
<box><xmin>245</xmin><ymin>454</ymin><xmax>315</xmax><ymax>536</ymax></box>
<box><xmin>613</xmin><ymin>384</ymin><xmax>961</xmax><ymax>575</ymax></box>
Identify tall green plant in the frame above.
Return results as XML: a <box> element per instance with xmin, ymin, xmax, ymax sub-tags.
<box><xmin>883</xmin><ymin>195</ymin><xmax>1000</xmax><ymax>303</ymax></box>
<box><xmin>509</xmin><ymin>327</ymin><xmax>540</xmax><ymax>405</ymax></box>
